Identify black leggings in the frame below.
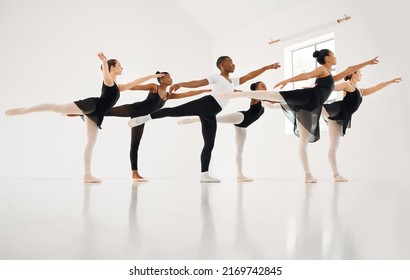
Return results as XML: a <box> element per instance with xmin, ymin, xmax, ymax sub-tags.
<box><xmin>106</xmin><ymin>104</ymin><xmax>155</xmax><ymax>170</ymax></box>
<box><xmin>130</xmin><ymin>124</ymin><xmax>145</xmax><ymax>170</ymax></box>
<box><xmin>151</xmin><ymin>95</ymin><xmax>222</xmax><ymax>172</ymax></box>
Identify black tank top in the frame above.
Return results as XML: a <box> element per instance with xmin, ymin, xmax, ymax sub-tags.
<box><xmin>100</xmin><ymin>82</ymin><xmax>120</xmax><ymax>108</ymax></box>
<box><xmin>343</xmin><ymin>87</ymin><xmax>363</xmax><ymax>114</ymax></box>
<box><xmin>142</xmin><ymin>92</ymin><xmax>167</xmax><ymax>110</ymax></box>
<box><xmin>315</xmin><ymin>73</ymin><xmax>335</xmax><ymax>102</ymax></box>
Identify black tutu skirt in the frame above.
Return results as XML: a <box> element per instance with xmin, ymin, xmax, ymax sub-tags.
<box><xmin>280</xmin><ymin>87</ymin><xmax>330</xmax><ymax>142</ymax></box>
<box><xmin>74</xmin><ymin>97</ymin><xmax>110</xmax><ymax>129</ymax></box>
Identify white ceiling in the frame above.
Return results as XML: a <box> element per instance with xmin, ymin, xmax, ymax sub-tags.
<box><xmin>173</xmin><ymin>0</ymin><xmax>310</xmax><ymax>38</ymax></box>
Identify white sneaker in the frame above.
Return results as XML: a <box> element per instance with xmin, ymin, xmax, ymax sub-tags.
<box><xmin>200</xmin><ymin>173</ymin><xmax>221</xmax><ymax>183</ymax></box>
<box><xmin>128</xmin><ymin>115</ymin><xmax>151</xmax><ymax>127</ymax></box>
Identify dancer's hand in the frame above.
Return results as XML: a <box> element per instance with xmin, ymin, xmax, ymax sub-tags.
<box><xmin>265</xmin><ymin>62</ymin><xmax>281</xmax><ymax>70</ymax></box>
<box><xmin>170</xmin><ymin>84</ymin><xmax>181</xmax><ymax>94</ymax></box>
<box><xmin>367</xmin><ymin>56</ymin><xmax>379</xmax><ymax>65</ymax></box>
<box><xmin>388</xmin><ymin>77</ymin><xmax>402</xmax><ymax>84</ymax></box>
<box><xmin>274</xmin><ymin>80</ymin><xmax>288</xmax><ymax>89</ymax></box>
<box><xmin>97</xmin><ymin>52</ymin><xmax>107</xmax><ymax>62</ymax></box>
<box><xmin>152</xmin><ymin>73</ymin><xmax>165</xmax><ymax>79</ymax></box>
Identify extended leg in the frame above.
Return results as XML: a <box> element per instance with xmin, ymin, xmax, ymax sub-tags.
<box><xmin>179</xmin><ymin>112</ymin><xmax>244</xmax><ymax>126</ymax></box>
<box><xmin>5</xmin><ymin>102</ymin><xmax>83</xmax><ymax>115</ymax></box>
<box><xmin>105</xmin><ymin>104</ymin><xmax>135</xmax><ymax>117</ymax></box>
<box><xmin>220</xmin><ymin>90</ymin><xmax>286</xmax><ymax>103</ymax></box>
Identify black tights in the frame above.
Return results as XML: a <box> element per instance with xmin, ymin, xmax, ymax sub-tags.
<box><xmin>151</xmin><ymin>95</ymin><xmax>222</xmax><ymax>172</ymax></box>
<box><xmin>130</xmin><ymin>124</ymin><xmax>145</xmax><ymax>170</ymax></box>
<box><xmin>106</xmin><ymin>104</ymin><xmax>149</xmax><ymax>170</ymax></box>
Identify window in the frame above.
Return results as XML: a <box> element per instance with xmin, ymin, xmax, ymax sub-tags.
<box><xmin>283</xmin><ymin>34</ymin><xmax>336</xmax><ymax>135</ymax></box>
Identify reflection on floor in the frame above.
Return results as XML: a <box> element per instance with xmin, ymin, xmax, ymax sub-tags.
<box><xmin>0</xmin><ymin>178</ymin><xmax>409</xmax><ymax>259</ymax></box>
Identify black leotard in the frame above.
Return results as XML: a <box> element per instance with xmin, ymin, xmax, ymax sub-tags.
<box><xmin>74</xmin><ymin>82</ymin><xmax>120</xmax><ymax>128</ymax></box>
<box><xmin>235</xmin><ymin>101</ymin><xmax>265</xmax><ymax>128</ymax></box>
<box><xmin>323</xmin><ymin>87</ymin><xmax>363</xmax><ymax>135</ymax></box>
<box><xmin>279</xmin><ymin>73</ymin><xmax>335</xmax><ymax>142</ymax></box>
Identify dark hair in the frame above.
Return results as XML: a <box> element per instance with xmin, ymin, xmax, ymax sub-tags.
<box><xmin>250</xmin><ymin>81</ymin><xmax>263</xmax><ymax>91</ymax></box>
<box><xmin>344</xmin><ymin>71</ymin><xmax>356</xmax><ymax>81</ymax></box>
<box><xmin>312</xmin><ymin>49</ymin><xmax>331</xmax><ymax>65</ymax></box>
<box><xmin>156</xmin><ymin>71</ymin><xmax>169</xmax><ymax>84</ymax></box>
<box><xmin>216</xmin><ymin>56</ymin><xmax>230</xmax><ymax>69</ymax></box>
<box><xmin>101</xmin><ymin>59</ymin><xmax>118</xmax><ymax>72</ymax></box>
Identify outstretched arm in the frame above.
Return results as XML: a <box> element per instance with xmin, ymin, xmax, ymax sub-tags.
<box><xmin>118</xmin><ymin>73</ymin><xmax>164</xmax><ymax>92</ymax></box>
<box><xmin>169</xmin><ymin>79</ymin><xmax>209</xmax><ymax>93</ymax></box>
<box><xmin>98</xmin><ymin>52</ymin><xmax>114</xmax><ymax>87</ymax></box>
<box><xmin>361</xmin><ymin>77</ymin><xmax>402</xmax><ymax>96</ymax></box>
<box><xmin>128</xmin><ymin>83</ymin><xmax>158</xmax><ymax>92</ymax></box>
<box><xmin>239</xmin><ymin>62</ymin><xmax>281</xmax><ymax>85</ymax></box>
<box><xmin>169</xmin><ymin>89</ymin><xmax>212</xmax><ymax>99</ymax></box>
<box><xmin>333</xmin><ymin>57</ymin><xmax>379</xmax><ymax>82</ymax></box>
<box><xmin>274</xmin><ymin>67</ymin><xmax>326</xmax><ymax>89</ymax></box>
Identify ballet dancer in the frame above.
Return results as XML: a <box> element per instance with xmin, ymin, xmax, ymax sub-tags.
<box><xmin>178</xmin><ymin>81</ymin><xmax>268</xmax><ymax>182</ymax></box>
<box><xmin>220</xmin><ymin>49</ymin><xmax>379</xmax><ymax>183</ymax></box>
<box><xmin>5</xmin><ymin>52</ymin><xmax>162</xmax><ymax>183</ymax></box>
<box><xmin>323</xmin><ymin>71</ymin><xmax>402</xmax><ymax>182</ymax></box>
<box><xmin>128</xmin><ymin>56</ymin><xmax>281</xmax><ymax>183</ymax></box>
<box><xmin>104</xmin><ymin>71</ymin><xmax>211</xmax><ymax>181</ymax></box>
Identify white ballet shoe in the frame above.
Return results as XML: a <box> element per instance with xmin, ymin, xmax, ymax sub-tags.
<box><xmin>132</xmin><ymin>177</ymin><xmax>149</xmax><ymax>182</ymax></box>
<box><xmin>128</xmin><ymin>115</ymin><xmax>151</xmax><ymax>128</ymax></box>
<box><xmin>334</xmin><ymin>174</ymin><xmax>349</xmax><ymax>182</ymax></box>
<box><xmin>237</xmin><ymin>176</ymin><xmax>253</xmax><ymax>182</ymax></box>
<box><xmin>200</xmin><ymin>172</ymin><xmax>221</xmax><ymax>183</ymax></box>
<box><xmin>84</xmin><ymin>173</ymin><xmax>102</xmax><ymax>184</ymax></box>
<box><xmin>177</xmin><ymin>117</ymin><xmax>198</xmax><ymax>125</ymax></box>
<box><xmin>304</xmin><ymin>173</ymin><xmax>317</xmax><ymax>184</ymax></box>
<box><xmin>5</xmin><ymin>108</ymin><xmax>27</xmax><ymax>116</ymax></box>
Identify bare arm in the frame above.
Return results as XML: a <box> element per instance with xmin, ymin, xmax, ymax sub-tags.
<box><xmin>128</xmin><ymin>83</ymin><xmax>158</xmax><ymax>92</ymax></box>
<box><xmin>239</xmin><ymin>62</ymin><xmax>281</xmax><ymax>85</ymax></box>
<box><xmin>334</xmin><ymin>82</ymin><xmax>350</xmax><ymax>92</ymax></box>
<box><xmin>361</xmin><ymin>77</ymin><xmax>402</xmax><ymax>97</ymax></box>
<box><xmin>98</xmin><ymin>52</ymin><xmax>114</xmax><ymax>87</ymax></box>
<box><xmin>118</xmin><ymin>74</ymin><xmax>164</xmax><ymax>92</ymax></box>
<box><xmin>169</xmin><ymin>89</ymin><xmax>212</xmax><ymax>99</ymax></box>
<box><xmin>333</xmin><ymin>57</ymin><xmax>379</xmax><ymax>82</ymax></box>
<box><xmin>274</xmin><ymin>67</ymin><xmax>326</xmax><ymax>89</ymax></box>
<box><xmin>169</xmin><ymin>78</ymin><xmax>209</xmax><ymax>93</ymax></box>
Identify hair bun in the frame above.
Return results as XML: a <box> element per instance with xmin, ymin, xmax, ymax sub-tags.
<box><xmin>312</xmin><ymin>50</ymin><xmax>320</xmax><ymax>58</ymax></box>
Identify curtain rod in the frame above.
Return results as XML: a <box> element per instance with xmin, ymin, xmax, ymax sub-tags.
<box><xmin>268</xmin><ymin>14</ymin><xmax>351</xmax><ymax>45</ymax></box>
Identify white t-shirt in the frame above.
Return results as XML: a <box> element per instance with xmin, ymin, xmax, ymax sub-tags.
<box><xmin>207</xmin><ymin>74</ymin><xmax>240</xmax><ymax>108</ymax></box>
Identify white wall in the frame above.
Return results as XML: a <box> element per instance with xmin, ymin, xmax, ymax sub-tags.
<box><xmin>1</xmin><ymin>0</ymin><xmax>408</xmax><ymax>181</ymax></box>
<box><xmin>0</xmin><ymin>0</ymin><xmax>212</xmax><ymax>179</ymax></box>
<box><xmin>210</xmin><ymin>0</ymin><xmax>409</xmax><ymax>180</ymax></box>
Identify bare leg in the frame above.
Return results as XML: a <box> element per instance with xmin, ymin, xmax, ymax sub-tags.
<box><xmin>5</xmin><ymin>102</ymin><xmax>83</xmax><ymax>116</ymax></box>
<box><xmin>298</xmin><ymin>121</ymin><xmax>316</xmax><ymax>183</ymax></box>
<box><xmin>328</xmin><ymin>120</ymin><xmax>348</xmax><ymax>182</ymax></box>
<box><xmin>83</xmin><ymin>116</ymin><xmax>101</xmax><ymax>183</ymax></box>
<box><xmin>235</xmin><ymin>126</ymin><xmax>252</xmax><ymax>182</ymax></box>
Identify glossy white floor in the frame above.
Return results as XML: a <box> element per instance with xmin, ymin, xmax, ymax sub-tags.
<box><xmin>0</xmin><ymin>178</ymin><xmax>409</xmax><ymax>260</ymax></box>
